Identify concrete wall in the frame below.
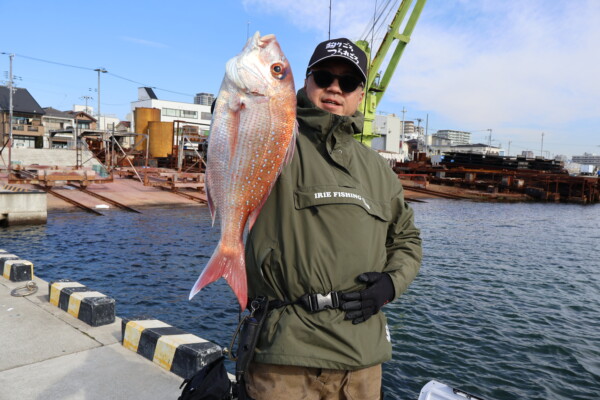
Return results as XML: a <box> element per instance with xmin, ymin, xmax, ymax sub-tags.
<box><xmin>10</xmin><ymin>148</ymin><xmax>102</xmax><ymax>169</ymax></box>
<box><xmin>0</xmin><ymin>191</ymin><xmax>47</xmax><ymax>226</ymax></box>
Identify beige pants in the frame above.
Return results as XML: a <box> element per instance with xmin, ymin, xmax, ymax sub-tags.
<box><xmin>245</xmin><ymin>362</ymin><xmax>382</xmax><ymax>400</ymax></box>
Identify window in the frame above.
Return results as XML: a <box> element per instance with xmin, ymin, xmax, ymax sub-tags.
<box><xmin>162</xmin><ymin>108</ymin><xmax>199</xmax><ymax>119</ymax></box>
<box><xmin>201</xmin><ymin>112</ymin><xmax>212</xmax><ymax>121</ymax></box>
<box><xmin>182</xmin><ymin>110</ymin><xmax>197</xmax><ymax>119</ymax></box>
<box><xmin>162</xmin><ymin>108</ymin><xmax>180</xmax><ymax>117</ymax></box>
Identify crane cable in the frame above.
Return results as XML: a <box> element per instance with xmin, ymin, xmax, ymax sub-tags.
<box><xmin>359</xmin><ymin>0</ymin><xmax>399</xmax><ymax>43</ymax></box>
<box><xmin>360</xmin><ymin>0</ymin><xmax>380</xmax><ymax>143</ymax></box>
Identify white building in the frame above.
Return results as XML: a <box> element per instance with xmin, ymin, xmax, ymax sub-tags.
<box><xmin>435</xmin><ymin>129</ymin><xmax>471</xmax><ymax>146</ymax></box>
<box><xmin>429</xmin><ymin>137</ymin><xmax>502</xmax><ymax>156</ymax></box>
<box><xmin>572</xmin><ymin>153</ymin><xmax>600</xmax><ymax>167</ymax></box>
<box><xmin>130</xmin><ymin>87</ymin><xmax>212</xmax><ymax>134</ymax></box>
<box><xmin>371</xmin><ymin>114</ymin><xmax>409</xmax><ymax>161</ymax></box>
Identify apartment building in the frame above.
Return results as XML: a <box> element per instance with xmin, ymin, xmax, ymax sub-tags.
<box><xmin>0</xmin><ymin>86</ymin><xmax>46</xmax><ymax>148</ymax></box>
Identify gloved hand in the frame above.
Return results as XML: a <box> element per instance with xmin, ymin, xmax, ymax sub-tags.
<box><xmin>341</xmin><ymin>272</ymin><xmax>395</xmax><ymax>324</ymax></box>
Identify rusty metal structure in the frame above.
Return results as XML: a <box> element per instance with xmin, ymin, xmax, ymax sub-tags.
<box><xmin>396</xmin><ymin>152</ymin><xmax>600</xmax><ymax>204</ymax></box>
<box><xmin>8</xmin><ymin>165</ymin><xmax>112</xmax><ymax>187</ymax></box>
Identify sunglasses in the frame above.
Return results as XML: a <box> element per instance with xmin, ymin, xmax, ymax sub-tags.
<box><xmin>307</xmin><ymin>70</ymin><xmax>364</xmax><ymax>93</ymax></box>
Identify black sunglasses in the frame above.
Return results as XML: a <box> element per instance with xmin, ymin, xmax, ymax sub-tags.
<box><xmin>307</xmin><ymin>70</ymin><xmax>364</xmax><ymax>93</ymax></box>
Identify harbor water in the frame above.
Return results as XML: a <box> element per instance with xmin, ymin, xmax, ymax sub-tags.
<box><xmin>1</xmin><ymin>200</ymin><xmax>599</xmax><ymax>399</ymax></box>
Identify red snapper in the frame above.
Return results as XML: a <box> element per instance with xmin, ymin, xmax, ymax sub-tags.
<box><xmin>189</xmin><ymin>32</ymin><xmax>297</xmax><ymax>310</ymax></box>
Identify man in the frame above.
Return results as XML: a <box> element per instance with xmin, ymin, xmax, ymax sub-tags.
<box><xmin>244</xmin><ymin>37</ymin><xmax>422</xmax><ymax>399</ymax></box>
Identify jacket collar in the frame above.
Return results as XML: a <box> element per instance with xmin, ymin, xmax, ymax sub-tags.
<box><xmin>296</xmin><ymin>88</ymin><xmax>364</xmax><ymax>146</ymax></box>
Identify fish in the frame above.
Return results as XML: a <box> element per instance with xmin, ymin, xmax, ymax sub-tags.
<box><xmin>189</xmin><ymin>32</ymin><xmax>297</xmax><ymax>310</ymax></box>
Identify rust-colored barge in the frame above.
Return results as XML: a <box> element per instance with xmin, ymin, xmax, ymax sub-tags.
<box><xmin>396</xmin><ymin>152</ymin><xmax>599</xmax><ymax>204</ymax></box>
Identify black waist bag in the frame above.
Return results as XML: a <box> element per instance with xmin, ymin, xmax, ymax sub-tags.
<box><xmin>178</xmin><ymin>356</ymin><xmax>231</xmax><ymax>400</ymax></box>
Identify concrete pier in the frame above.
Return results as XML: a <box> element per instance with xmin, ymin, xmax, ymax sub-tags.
<box><xmin>0</xmin><ymin>185</ymin><xmax>47</xmax><ymax>226</ymax></box>
<box><xmin>0</xmin><ymin>276</ymin><xmax>184</xmax><ymax>399</ymax></box>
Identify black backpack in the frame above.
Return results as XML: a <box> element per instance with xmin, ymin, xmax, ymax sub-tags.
<box><xmin>178</xmin><ymin>356</ymin><xmax>232</xmax><ymax>400</ymax></box>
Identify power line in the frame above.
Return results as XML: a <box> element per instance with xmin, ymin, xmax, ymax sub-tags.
<box><xmin>1</xmin><ymin>51</ymin><xmax>195</xmax><ymax>98</ymax></box>
<box><xmin>12</xmin><ymin>53</ymin><xmax>94</xmax><ymax>71</ymax></box>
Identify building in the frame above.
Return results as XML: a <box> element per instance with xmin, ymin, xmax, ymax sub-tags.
<box><xmin>572</xmin><ymin>153</ymin><xmax>600</xmax><ymax>167</ymax></box>
<box><xmin>371</xmin><ymin>113</ymin><xmax>410</xmax><ymax>161</ymax></box>
<box><xmin>0</xmin><ymin>86</ymin><xmax>46</xmax><ymax>148</ymax></box>
<box><xmin>72</xmin><ymin>105</ymin><xmax>120</xmax><ymax>131</ymax></box>
<box><xmin>429</xmin><ymin>136</ymin><xmax>501</xmax><ymax>156</ymax></box>
<box><xmin>42</xmin><ymin>107</ymin><xmax>75</xmax><ymax>149</ymax></box>
<box><xmin>131</xmin><ymin>87</ymin><xmax>212</xmax><ymax>135</ymax></box>
<box><xmin>521</xmin><ymin>151</ymin><xmax>535</xmax><ymax>159</ymax></box>
<box><xmin>435</xmin><ymin>129</ymin><xmax>471</xmax><ymax>146</ymax></box>
<box><xmin>66</xmin><ymin>111</ymin><xmax>97</xmax><ymax>131</ymax></box>
<box><xmin>194</xmin><ymin>92</ymin><xmax>215</xmax><ymax>106</ymax></box>
<box><xmin>372</xmin><ymin>114</ymin><xmax>400</xmax><ymax>153</ymax></box>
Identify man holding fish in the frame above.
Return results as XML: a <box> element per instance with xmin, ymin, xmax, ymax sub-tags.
<box><xmin>190</xmin><ymin>32</ymin><xmax>421</xmax><ymax>398</ymax></box>
<box><xmin>242</xmin><ymin>37</ymin><xmax>422</xmax><ymax>399</ymax></box>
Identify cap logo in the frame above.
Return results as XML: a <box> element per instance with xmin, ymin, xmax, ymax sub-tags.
<box><xmin>325</xmin><ymin>41</ymin><xmax>359</xmax><ymax>65</ymax></box>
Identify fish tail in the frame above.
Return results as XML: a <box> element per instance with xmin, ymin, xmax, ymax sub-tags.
<box><xmin>189</xmin><ymin>241</ymin><xmax>248</xmax><ymax>310</ymax></box>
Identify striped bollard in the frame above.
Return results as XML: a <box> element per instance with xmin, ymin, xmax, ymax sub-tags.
<box><xmin>3</xmin><ymin>259</ymin><xmax>34</xmax><ymax>282</ymax></box>
<box><xmin>48</xmin><ymin>279</ymin><xmax>115</xmax><ymax>326</ymax></box>
<box><xmin>121</xmin><ymin>318</ymin><xmax>223</xmax><ymax>379</ymax></box>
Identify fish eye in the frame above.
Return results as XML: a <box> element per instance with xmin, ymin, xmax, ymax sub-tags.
<box><xmin>271</xmin><ymin>63</ymin><xmax>285</xmax><ymax>79</ymax></box>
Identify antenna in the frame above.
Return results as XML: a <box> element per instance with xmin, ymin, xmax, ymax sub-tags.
<box><xmin>328</xmin><ymin>0</ymin><xmax>333</xmax><ymax>39</ymax></box>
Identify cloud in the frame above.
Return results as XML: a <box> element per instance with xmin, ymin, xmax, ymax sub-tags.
<box><xmin>121</xmin><ymin>36</ymin><xmax>168</xmax><ymax>48</ymax></box>
<box><xmin>242</xmin><ymin>0</ymin><xmax>376</xmax><ymax>40</ymax></box>
<box><xmin>243</xmin><ymin>0</ymin><xmax>600</xmax><ymax>155</ymax></box>
<box><xmin>391</xmin><ymin>1</ymin><xmax>600</xmax><ymax>129</ymax></box>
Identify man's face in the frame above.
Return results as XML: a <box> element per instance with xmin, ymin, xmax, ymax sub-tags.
<box><xmin>304</xmin><ymin>59</ymin><xmax>365</xmax><ymax>117</ymax></box>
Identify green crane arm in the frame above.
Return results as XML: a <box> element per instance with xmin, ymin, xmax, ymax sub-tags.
<box><xmin>356</xmin><ymin>0</ymin><xmax>427</xmax><ymax>145</ymax></box>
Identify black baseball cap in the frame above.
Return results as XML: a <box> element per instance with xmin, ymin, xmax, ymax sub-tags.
<box><xmin>307</xmin><ymin>38</ymin><xmax>368</xmax><ymax>83</ymax></box>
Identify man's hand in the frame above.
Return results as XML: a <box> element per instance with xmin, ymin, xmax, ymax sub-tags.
<box><xmin>341</xmin><ymin>272</ymin><xmax>395</xmax><ymax>324</ymax></box>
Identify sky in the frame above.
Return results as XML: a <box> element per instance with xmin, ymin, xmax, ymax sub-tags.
<box><xmin>1</xmin><ymin>0</ymin><xmax>598</xmax><ymax>159</ymax></box>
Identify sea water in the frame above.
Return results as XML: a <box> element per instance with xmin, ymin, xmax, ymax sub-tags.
<box><xmin>1</xmin><ymin>200</ymin><xmax>598</xmax><ymax>399</ymax></box>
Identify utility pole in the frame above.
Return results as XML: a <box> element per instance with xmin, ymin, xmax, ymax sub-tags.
<box><xmin>541</xmin><ymin>132</ymin><xmax>545</xmax><ymax>158</ymax></box>
<box><xmin>94</xmin><ymin>68</ymin><xmax>107</xmax><ymax>131</ymax></box>
<box><xmin>80</xmin><ymin>95</ymin><xmax>93</xmax><ymax>115</ymax></box>
<box><xmin>400</xmin><ymin>107</ymin><xmax>407</xmax><ymax>160</ymax></box>
<box><xmin>486</xmin><ymin>128</ymin><xmax>492</xmax><ymax>155</ymax></box>
<box><xmin>415</xmin><ymin>118</ymin><xmax>422</xmax><ymax>152</ymax></box>
<box><xmin>425</xmin><ymin>114</ymin><xmax>429</xmax><ymax>157</ymax></box>
<box><xmin>1</xmin><ymin>53</ymin><xmax>15</xmax><ymax>172</ymax></box>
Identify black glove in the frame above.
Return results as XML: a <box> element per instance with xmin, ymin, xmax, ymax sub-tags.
<box><xmin>341</xmin><ymin>272</ymin><xmax>395</xmax><ymax>325</ymax></box>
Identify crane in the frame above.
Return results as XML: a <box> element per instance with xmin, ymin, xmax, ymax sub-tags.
<box><xmin>355</xmin><ymin>0</ymin><xmax>428</xmax><ymax>146</ymax></box>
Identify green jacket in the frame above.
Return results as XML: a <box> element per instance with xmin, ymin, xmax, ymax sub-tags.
<box><xmin>245</xmin><ymin>88</ymin><xmax>422</xmax><ymax>370</ymax></box>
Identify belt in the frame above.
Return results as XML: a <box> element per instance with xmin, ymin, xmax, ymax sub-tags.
<box><xmin>268</xmin><ymin>291</ymin><xmax>343</xmax><ymax>313</ymax></box>
<box><xmin>300</xmin><ymin>291</ymin><xmax>342</xmax><ymax>312</ymax></box>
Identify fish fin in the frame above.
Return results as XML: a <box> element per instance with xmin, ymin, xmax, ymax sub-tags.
<box><xmin>189</xmin><ymin>241</ymin><xmax>248</xmax><ymax>311</ymax></box>
<box><xmin>283</xmin><ymin>122</ymin><xmax>298</xmax><ymax>167</ymax></box>
<box><xmin>248</xmin><ymin>190</ymin><xmax>270</xmax><ymax>231</ymax></box>
<box><xmin>226</xmin><ymin>95</ymin><xmax>243</xmax><ymax>162</ymax></box>
<box><xmin>206</xmin><ymin>185</ymin><xmax>216</xmax><ymax>227</ymax></box>
<box><xmin>257</xmin><ymin>33</ymin><xmax>275</xmax><ymax>48</ymax></box>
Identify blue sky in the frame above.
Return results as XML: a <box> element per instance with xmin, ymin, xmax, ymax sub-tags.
<box><xmin>1</xmin><ymin>0</ymin><xmax>598</xmax><ymax>158</ymax></box>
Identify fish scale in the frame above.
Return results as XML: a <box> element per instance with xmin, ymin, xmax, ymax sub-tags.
<box><xmin>189</xmin><ymin>32</ymin><xmax>297</xmax><ymax>310</ymax></box>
